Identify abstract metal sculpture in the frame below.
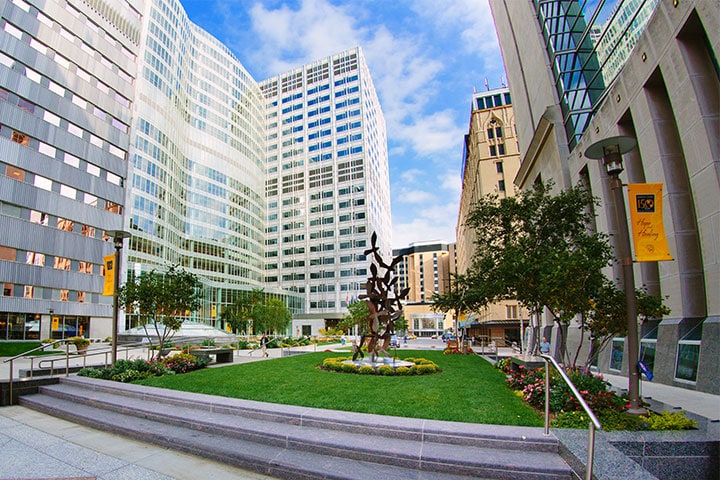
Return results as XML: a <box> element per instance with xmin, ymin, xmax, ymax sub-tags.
<box><xmin>356</xmin><ymin>232</ymin><xmax>410</xmax><ymax>362</ymax></box>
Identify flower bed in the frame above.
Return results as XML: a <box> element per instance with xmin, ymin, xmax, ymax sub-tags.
<box><xmin>77</xmin><ymin>354</ymin><xmax>210</xmax><ymax>383</ymax></box>
<box><xmin>495</xmin><ymin>358</ymin><xmax>696</xmax><ymax>431</ymax></box>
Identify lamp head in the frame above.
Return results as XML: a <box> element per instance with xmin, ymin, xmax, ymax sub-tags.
<box><xmin>584</xmin><ymin>135</ymin><xmax>637</xmax><ymax>176</ymax></box>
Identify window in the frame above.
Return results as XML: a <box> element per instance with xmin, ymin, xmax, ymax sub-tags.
<box><xmin>496</xmin><ymin>162</ymin><xmax>503</xmax><ymax>173</ymax></box>
<box><xmin>675</xmin><ymin>322</ymin><xmax>702</xmax><ymax>383</ymax></box>
<box><xmin>498</xmin><ymin>180</ymin><xmax>506</xmax><ymax>192</ymax></box>
<box><xmin>639</xmin><ymin>326</ymin><xmax>658</xmax><ymax>379</ymax></box>
<box><xmin>489</xmin><ymin>145</ymin><xmax>497</xmax><ymax>157</ymax></box>
<box><xmin>610</xmin><ymin>339</ymin><xmax>624</xmax><ymax>371</ymax></box>
<box><xmin>487</xmin><ymin>128</ymin><xmax>494</xmax><ymax>139</ymax></box>
<box><xmin>11</xmin><ymin>131</ymin><xmax>30</xmax><ymax>146</ymax></box>
<box><xmin>498</xmin><ymin>144</ymin><xmax>505</xmax><ymax>155</ymax></box>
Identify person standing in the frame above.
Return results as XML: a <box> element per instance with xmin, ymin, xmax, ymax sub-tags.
<box><xmin>260</xmin><ymin>333</ymin><xmax>269</xmax><ymax>357</ymax></box>
<box><xmin>539</xmin><ymin>337</ymin><xmax>551</xmax><ymax>355</ymax></box>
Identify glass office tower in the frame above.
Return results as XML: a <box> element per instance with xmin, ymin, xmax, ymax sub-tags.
<box><xmin>533</xmin><ymin>0</ymin><xmax>660</xmax><ymax>150</ymax></box>
<box><xmin>128</xmin><ymin>0</ymin><xmax>302</xmax><ymax>328</ymax></box>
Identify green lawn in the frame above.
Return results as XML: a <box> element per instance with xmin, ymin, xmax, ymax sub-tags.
<box><xmin>0</xmin><ymin>341</ymin><xmax>62</xmax><ymax>357</ymax></box>
<box><xmin>137</xmin><ymin>350</ymin><xmax>543</xmax><ymax>427</ymax></box>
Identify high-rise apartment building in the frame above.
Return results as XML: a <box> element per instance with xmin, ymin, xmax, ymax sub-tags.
<box><xmin>260</xmin><ymin>48</ymin><xmax>391</xmax><ymax>336</ymax></box>
<box><xmin>491</xmin><ymin>0</ymin><xmax>719</xmax><ymax>393</ymax></box>
<box><xmin>0</xmin><ymin>0</ymin><xmax>391</xmax><ymax>341</ymax></box>
<box><xmin>0</xmin><ymin>0</ymin><xmax>141</xmax><ymax>341</ymax></box>
<box><xmin>393</xmin><ymin>242</ymin><xmax>455</xmax><ymax>338</ymax></box>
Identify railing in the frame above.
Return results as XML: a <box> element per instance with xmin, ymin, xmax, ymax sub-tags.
<box><xmin>2</xmin><ymin>335</ymin><xmax>232</xmax><ymax>405</ymax></box>
<box><xmin>540</xmin><ymin>354</ymin><xmax>602</xmax><ymax>480</ymax></box>
<box><xmin>282</xmin><ymin>340</ymin><xmax>317</xmax><ymax>356</ymax></box>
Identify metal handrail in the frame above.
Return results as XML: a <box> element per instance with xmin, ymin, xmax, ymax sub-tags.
<box><xmin>540</xmin><ymin>354</ymin><xmax>602</xmax><ymax>480</ymax></box>
<box><xmin>3</xmin><ymin>335</ymin><xmax>233</xmax><ymax>405</ymax></box>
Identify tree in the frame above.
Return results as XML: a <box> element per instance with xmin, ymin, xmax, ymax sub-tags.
<box><xmin>338</xmin><ymin>300</ymin><xmax>370</xmax><ymax>335</ymax></box>
<box><xmin>582</xmin><ymin>283</ymin><xmax>670</xmax><ymax>369</ymax></box>
<box><xmin>436</xmin><ymin>181</ymin><xmax>615</xmax><ymax>362</ymax></box>
<box><xmin>253</xmin><ymin>297</ymin><xmax>292</xmax><ymax>334</ymax></box>
<box><xmin>221</xmin><ymin>288</ymin><xmax>264</xmax><ymax>334</ymax></box>
<box><xmin>117</xmin><ymin>265</ymin><xmax>202</xmax><ymax>358</ymax></box>
<box><xmin>221</xmin><ymin>289</ymin><xmax>292</xmax><ymax>335</ymax></box>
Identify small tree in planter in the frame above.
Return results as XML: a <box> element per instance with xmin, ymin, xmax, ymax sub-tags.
<box><xmin>66</xmin><ymin>336</ymin><xmax>91</xmax><ymax>354</ymax></box>
<box><xmin>117</xmin><ymin>265</ymin><xmax>202</xmax><ymax>359</ymax></box>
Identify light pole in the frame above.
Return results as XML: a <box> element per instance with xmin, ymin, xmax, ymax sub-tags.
<box><xmin>106</xmin><ymin>230</ymin><xmax>131</xmax><ymax>365</ymax></box>
<box><xmin>585</xmin><ymin>136</ymin><xmax>646</xmax><ymax>415</ymax></box>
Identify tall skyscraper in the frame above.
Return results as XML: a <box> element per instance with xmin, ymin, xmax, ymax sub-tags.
<box><xmin>490</xmin><ymin>0</ymin><xmax>719</xmax><ymax>393</ymax></box>
<box><xmin>0</xmin><ymin>0</ymin><xmax>141</xmax><ymax>341</ymax></box>
<box><xmin>260</xmin><ymin>48</ymin><xmax>392</xmax><ymax>336</ymax></box>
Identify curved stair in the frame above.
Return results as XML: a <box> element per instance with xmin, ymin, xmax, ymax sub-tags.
<box><xmin>19</xmin><ymin>376</ymin><xmax>573</xmax><ymax>480</ymax></box>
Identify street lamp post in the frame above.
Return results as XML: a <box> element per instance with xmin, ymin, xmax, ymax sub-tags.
<box><xmin>106</xmin><ymin>230</ymin><xmax>131</xmax><ymax>366</ymax></box>
<box><xmin>585</xmin><ymin>136</ymin><xmax>646</xmax><ymax>415</ymax></box>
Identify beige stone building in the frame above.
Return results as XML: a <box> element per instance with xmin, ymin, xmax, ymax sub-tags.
<box><xmin>455</xmin><ymin>88</ymin><xmax>529</xmax><ymax>348</ymax></box>
<box><xmin>490</xmin><ymin>0</ymin><xmax>719</xmax><ymax>393</ymax></box>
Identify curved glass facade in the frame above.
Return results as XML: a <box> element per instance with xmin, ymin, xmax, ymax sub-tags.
<box><xmin>129</xmin><ymin>0</ymin><xmax>296</xmax><ymax>325</ymax></box>
<box><xmin>534</xmin><ymin>0</ymin><xmax>660</xmax><ymax>150</ymax></box>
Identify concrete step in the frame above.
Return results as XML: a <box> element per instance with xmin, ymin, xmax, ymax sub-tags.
<box><xmin>19</xmin><ymin>377</ymin><xmax>573</xmax><ymax>480</ymax></box>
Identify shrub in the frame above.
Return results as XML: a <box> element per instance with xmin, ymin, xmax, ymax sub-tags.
<box><xmin>416</xmin><ymin>364</ymin><xmax>438</xmax><ymax>374</ymax></box>
<box><xmin>641</xmin><ymin>411</ymin><xmax>697</xmax><ymax>430</ymax></box>
<box><xmin>377</xmin><ymin>365</ymin><xmax>395</xmax><ymax>376</ymax></box>
<box><xmin>395</xmin><ymin>366</ymin><xmax>411</xmax><ymax>376</ymax></box>
<box><xmin>495</xmin><ymin>357</ymin><xmax>512</xmax><ymax>371</ymax></box>
<box><xmin>77</xmin><ymin>367</ymin><xmax>108</xmax><ymax>379</ymax></box>
<box><xmin>111</xmin><ymin>369</ymin><xmax>154</xmax><ymax>383</ymax></box>
<box><xmin>162</xmin><ymin>353</ymin><xmax>209</xmax><ymax>374</ymax></box>
<box><xmin>358</xmin><ymin>366</ymin><xmax>375</xmax><ymax>375</ymax></box>
<box><xmin>201</xmin><ymin>339</ymin><xmax>215</xmax><ymax>347</ymax></box>
<box><xmin>340</xmin><ymin>363</ymin><xmax>358</xmax><ymax>373</ymax></box>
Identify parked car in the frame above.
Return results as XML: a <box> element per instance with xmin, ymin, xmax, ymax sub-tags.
<box><xmin>390</xmin><ymin>335</ymin><xmax>400</xmax><ymax>348</ymax></box>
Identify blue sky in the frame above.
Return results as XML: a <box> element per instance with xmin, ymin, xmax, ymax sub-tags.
<box><xmin>179</xmin><ymin>0</ymin><xmax>507</xmax><ymax>249</ymax></box>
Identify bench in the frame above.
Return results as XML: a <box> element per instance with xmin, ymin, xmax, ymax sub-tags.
<box><xmin>191</xmin><ymin>348</ymin><xmax>234</xmax><ymax>363</ymax></box>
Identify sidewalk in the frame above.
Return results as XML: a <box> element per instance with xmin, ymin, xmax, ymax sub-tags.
<box><xmin>0</xmin><ymin>405</ymin><xmax>276</xmax><ymax>480</ymax></box>
<box><xmin>602</xmin><ymin>372</ymin><xmax>720</xmax><ymax>421</ymax></box>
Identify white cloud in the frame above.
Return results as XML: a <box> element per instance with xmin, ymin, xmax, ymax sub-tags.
<box><xmin>439</xmin><ymin>168</ymin><xmax>463</xmax><ymax>196</ymax></box>
<box><xmin>409</xmin><ymin>0</ymin><xmax>500</xmax><ymax>61</ymax></box>
<box><xmin>392</xmin><ymin>213</ymin><xmax>457</xmax><ymax>249</ymax></box>
<box><xmin>395</xmin><ymin>188</ymin><xmax>435</xmax><ymax>205</ymax></box>
<box><xmin>399</xmin><ymin>169</ymin><xmax>425</xmax><ymax>183</ymax></box>
<box><xmin>392</xmin><ymin>109</ymin><xmax>465</xmax><ymax>158</ymax></box>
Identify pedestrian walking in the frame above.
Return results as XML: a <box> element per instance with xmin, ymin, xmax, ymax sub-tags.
<box><xmin>260</xmin><ymin>333</ymin><xmax>269</xmax><ymax>357</ymax></box>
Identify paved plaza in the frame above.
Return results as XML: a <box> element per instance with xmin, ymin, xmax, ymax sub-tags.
<box><xmin>1</xmin><ymin>338</ymin><xmax>717</xmax><ymax>480</ymax></box>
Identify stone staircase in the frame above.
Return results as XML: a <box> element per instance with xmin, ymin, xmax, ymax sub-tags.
<box><xmin>19</xmin><ymin>376</ymin><xmax>574</xmax><ymax>480</ymax></box>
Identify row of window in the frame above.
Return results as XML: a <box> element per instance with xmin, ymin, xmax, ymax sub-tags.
<box><xmin>0</xmin><ymin>312</ymin><xmax>92</xmax><ymax>341</ymax></box>
<box><xmin>2</xmin><ymin>282</ymin><xmax>93</xmax><ymax>303</ymax></box>
<box><xmin>2</xmin><ymin>159</ymin><xmax>122</xmax><ymax>215</ymax></box>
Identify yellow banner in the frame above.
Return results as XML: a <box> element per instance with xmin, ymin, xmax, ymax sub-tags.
<box><xmin>628</xmin><ymin>183</ymin><xmax>673</xmax><ymax>262</ymax></box>
<box><xmin>103</xmin><ymin>254</ymin><xmax>115</xmax><ymax>296</ymax></box>
<box><xmin>51</xmin><ymin>316</ymin><xmax>59</xmax><ymax>331</ymax></box>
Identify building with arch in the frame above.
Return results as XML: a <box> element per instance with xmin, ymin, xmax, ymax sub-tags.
<box><xmin>490</xmin><ymin>0</ymin><xmax>719</xmax><ymax>393</ymax></box>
